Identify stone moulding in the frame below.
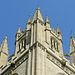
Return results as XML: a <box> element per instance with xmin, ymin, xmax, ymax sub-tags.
<box><xmin>46</xmin><ymin>52</ymin><xmax>75</xmax><ymax>75</ymax></box>
<box><xmin>0</xmin><ymin>49</ymin><xmax>29</xmax><ymax>74</ymax></box>
<box><xmin>1</xmin><ymin>54</ymin><xmax>28</xmax><ymax>75</ymax></box>
<box><xmin>37</xmin><ymin>41</ymin><xmax>75</xmax><ymax>75</ymax></box>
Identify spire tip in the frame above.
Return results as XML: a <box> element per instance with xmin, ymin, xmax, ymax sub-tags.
<box><xmin>6</xmin><ymin>33</ymin><xmax>7</xmax><ymax>37</ymax></box>
<box><xmin>19</xmin><ymin>24</ymin><xmax>20</xmax><ymax>27</ymax></box>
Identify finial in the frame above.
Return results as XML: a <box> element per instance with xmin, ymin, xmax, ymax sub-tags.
<box><xmin>36</xmin><ymin>3</ymin><xmax>40</xmax><ymax>10</ymax></box>
<box><xmin>57</xmin><ymin>25</ymin><xmax>61</xmax><ymax>34</ymax></box>
<box><xmin>46</xmin><ymin>14</ymin><xmax>48</xmax><ymax>17</ymax></box>
<box><xmin>70</xmin><ymin>35</ymin><xmax>73</xmax><ymax>39</ymax></box>
<box><xmin>70</xmin><ymin>30</ymin><xmax>73</xmax><ymax>39</ymax></box>
<box><xmin>27</xmin><ymin>15</ymin><xmax>32</xmax><ymax>24</ymax></box>
<box><xmin>70</xmin><ymin>34</ymin><xmax>74</xmax><ymax>45</ymax></box>
<box><xmin>57</xmin><ymin>24</ymin><xmax>59</xmax><ymax>27</ymax></box>
<box><xmin>46</xmin><ymin>14</ymin><xmax>48</xmax><ymax>16</ymax></box>
<box><xmin>37</xmin><ymin>2</ymin><xmax>39</xmax><ymax>8</ymax></box>
<box><xmin>4</xmin><ymin>33</ymin><xmax>7</xmax><ymax>40</ymax></box>
<box><xmin>17</xmin><ymin>25</ymin><xmax>21</xmax><ymax>33</ymax></box>
<box><xmin>6</xmin><ymin>33</ymin><xmax>7</xmax><ymax>37</ymax></box>
<box><xmin>19</xmin><ymin>24</ymin><xmax>20</xmax><ymax>27</ymax></box>
<box><xmin>70</xmin><ymin>30</ymin><xmax>72</xmax><ymax>36</ymax></box>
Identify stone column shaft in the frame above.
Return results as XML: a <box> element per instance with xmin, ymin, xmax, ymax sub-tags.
<box><xmin>45</xmin><ymin>31</ymin><xmax>50</xmax><ymax>44</ymax></box>
<box><xmin>32</xmin><ymin>47</ymin><xmax>35</xmax><ymax>75</ymax></box>
<box><xmin>36</xmin><ymin>43</ymin><xmax>39</xmax><ymax>75</ymax></box>
<box><xmin>27</xmin><ymin>50</ymin><xmax>31</xmax><ymax>75</ymax></box>
<box><xmin>33</xmin><ymin>23</ymin><xmax>36</xmax><ymax>43</ymax></box>
<box><xmin>31</xmin><ymin>25</ymin><xmax>33</xmax><ymax>46</ymax></box>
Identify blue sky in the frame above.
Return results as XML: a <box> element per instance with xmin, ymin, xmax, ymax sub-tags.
<box><xmin>0</xmin><ymin>0</ymin><xmax>75</xmax><ymax>61</ymax></box>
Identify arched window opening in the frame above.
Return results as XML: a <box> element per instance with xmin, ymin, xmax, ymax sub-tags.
<box><xmin>19</xmin><ymin>44</ymin><xmax>20</xmax><ymax>50</ymax></box>
<box><xmin>51</xmin><ymin>38</ymin><xmax>52</xmax><ymax>48</ymax></box>
<box><xmin>57</xmin><ymin>43</ymin><xmax>58</xmax><ymax>51</ymax></box>
<box><xmin>22</xmin><ymin>41</ymin><xmax>23</xmax><ymax>47</ymax></box>
<box><xmin>54</xmin><ymin>40</ymin><xmax>55</xmax><ymax>48</ymax></box>
<box><xmin>50</xmin><ymin>37</ymin><xmax>59</xmax><ymax>52</ymax></box>
<box><xmin>24</xmin><ymin>39</ymin><xmax>26</xmax><ymax>49</ymax></box>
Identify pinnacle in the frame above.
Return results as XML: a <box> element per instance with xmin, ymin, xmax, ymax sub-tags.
<box><xmin>70</xmin><ymin>35</ymin><xmax>74</xmax><ymax>45</ymax></box>
<box><xmin>70</xmin><ymin>35</ymin><xmax>74</xmax><ymax>39</ymax></box>
<box><xmin>45</xmin><ymin>16</ymin><xmax>50</xmax><ymax>24</ymax></box>
<box><xmin>27</xmin><ymin>17</ymin><xmax>32</xmax><ymax>24</ymax></box>
<box><xmin>0</xmin><ymin>36</ymin><xmax>8</xmax><ymax>53</ymax></box>
<box><xmin>36</xmin><ymin>7</ymin><xmax>40</xmax><ymax>10</ymax></box>
<box><xmin>57</xmin><ymin>26</ymin><xmax>61</xmax><ymax>34</ymax></box>
<box><xmin>17</xmin><ymin>27</ymin><xmax>21</xmax><ymax>34</ymax></box>
<box><xmin>4</xmin><ymin>36</ymin><xmax>7</xmax><ymax>40</ymax></box>
<box><xmin>33</xmin><ymin>7</ymin><xmax>44</xmax><ymax>22</ymax></box>
<box><xmin>3</xmin><ymin>36</ymin><xmax>8</xmax><ymax>44</ymax></box>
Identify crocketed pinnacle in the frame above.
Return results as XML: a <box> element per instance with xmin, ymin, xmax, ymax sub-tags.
<box><xmin>45</xmin><ymin>16</ymin><xmax>50</xmax><ymax>24</ymax></box>
<box><xmin>17</xmin><ymin>27</ymin><xmax>21</xmax><ymax>34</ymax></box>
<box><xmin>57</xmin><ymin>26</ymin><xmax>61</xmax><ymax>34</ymax></box>
<box><xmin>0</xmin><ymin>36</ymin><xmax>8</xmax><ymax>54</ymax></box>
<box><xmin>33</xmin><ymin>7</ymin><xmax>44</xmax><ymax>22</ymax></box>
<box><xmin>70</xmin><ymin>35</ymin><xmax>74</xmax><ymax>45</ymax></box>
<box><xmin>27</xmin><ymin>17</ymin><xmax>32</xmax><ymax>24</ymax></box>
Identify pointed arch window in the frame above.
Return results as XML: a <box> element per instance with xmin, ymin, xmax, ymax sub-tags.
<box><xmin>22</xmin><ymin>41</ymin><xmax>23</xmax><ymax>47</ymax></box>
<box><xmin>19</xmin><ymin>44</ymin><xmax>20</xmax><ymax>50</ymax></box>
<box><xmin>54</xmin><ymin>40</ymin><xmax>55</xmax><ymax>48</ymax></box>
<box><xmin>50</xmin><ymin>37</ymin><xmax>59</xmax><ymax>52</ymax></box>
<box><xmin>51</xmin><ymin>38</ymin><xmax>52</xmax><ymax>48</ymax></box>
<box><xmin>24</xmin><ymin>38</ymin><xmax>26</xmax><ymax>49</ymax></box>
<box><xmin>57</xmin><ymin>42</ymin><xmax>58</xmax><ymax>50</ymax></box>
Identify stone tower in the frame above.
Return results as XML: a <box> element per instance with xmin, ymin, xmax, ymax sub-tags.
<box><xmin>0</xmin><ymin>7</ymin><xmax>75</xmax><ymax>75</ymax></box>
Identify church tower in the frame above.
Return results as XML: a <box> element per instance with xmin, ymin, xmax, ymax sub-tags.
<box><xmin>0</xmin><ymin>7</ymin><xmax>75</xmax><ymax>75</ymax></box>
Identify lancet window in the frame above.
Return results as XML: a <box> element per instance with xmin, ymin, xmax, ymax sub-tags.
<box><xmin>51</xmin><ymin>37</ymin><xmax>59</xmax><ymax>52</ymax></box>
<box><xmin>24</xmin><ymin>39</ymin><xmax>26</xmax><ymax>49</ymax></box>
<box><xmin>22</xmin><ymin>41</ymin><xmax>23</xmax><ymax>47</ymax></box>
<box><xmin>19</xmin><ymin>44</ymin><xmax>20</xmax><ymax>50</ymax></box>
<box><xmin>19</xmin><ymin>40</ymin><xmax>24</xmax><ymax>50</ymax></box>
